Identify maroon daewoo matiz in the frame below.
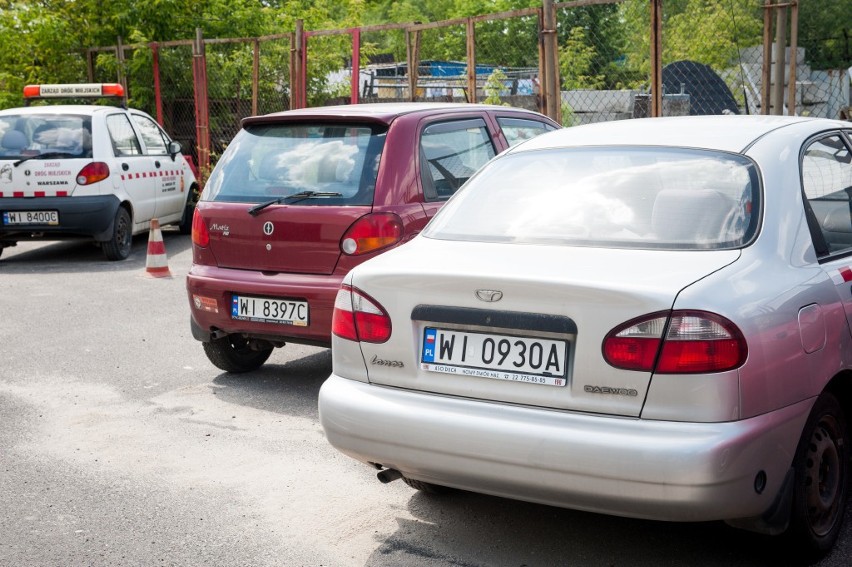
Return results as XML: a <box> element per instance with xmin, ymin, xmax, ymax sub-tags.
<box><xmin>187</xmin><ymin>103</ymin><xmax>559</xmax><ymax>372</ymax></box>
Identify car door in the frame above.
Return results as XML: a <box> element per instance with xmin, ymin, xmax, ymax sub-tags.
<box><xmin>419</xmin><ymin>117</ymin><xmax>498</xmax><ymax>219</ymax></box>
<box><xmin>105</xmin><ymin>112</ymin><xmax>157</xmax><ymax>223</ymax></box>
<box><xmin>801</xmin><ymin>130</ymin><xmax>852</xmax><ymax>333</ymax></box>
<box><xmin>130</xmin><ymin>113</ymin><xmax>185</xmax><ymax>218</ymax></box>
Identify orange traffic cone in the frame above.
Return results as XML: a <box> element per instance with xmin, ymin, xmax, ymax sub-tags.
<box><xmin>145</xmin><ymin>218</ymin><xmax>172</xmax><ymax>278</ymax></box>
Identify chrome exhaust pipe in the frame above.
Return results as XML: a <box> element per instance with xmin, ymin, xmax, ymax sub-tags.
<box><xmin>376</xmin><ymin>468</ymin><xmax>403</xmax><ymax>484</ymax></box>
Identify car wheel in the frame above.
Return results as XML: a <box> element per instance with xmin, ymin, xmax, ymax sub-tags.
<box><xmin>102</xmin><ymin>207</ymin><xmax>132</xmax><ymax>261</ymax></box>
<box><xmin>402</xmin><ymin>476</ymin><xmax>450</xmax><ymax>494</ymax></box>
<box><xmin>786</xmin><ymin>391</ymin><xmax>849</xmax><ymax>559</ymax></box>
<box><xmin>202</xmin><ymin>335</ymin><xmax>273</xmax><ymax>373</ymax></box>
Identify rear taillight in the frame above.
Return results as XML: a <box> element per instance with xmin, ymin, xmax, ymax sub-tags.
<box><xmin>191</xmin><ymin>209</ymin><xmax>209</xmax><ymax>247</ymax></box>
<box><xmin>76</xmin><ymin>162</ymin><xmax>109</xmax><ymax>185</ymax></box>
<box><xmin>340</xmin><ymin>213</ymin><xmax>403</xmax><ymax>256</ymax></box>
<box><xmin>332</xmin><ymin>284</ymin><xmax>391</xmax><ymax>343</ymax></box>
<box><xmin>603</xmin><ymin>310</ymin><xmax>747</xmax><ymax>374</ymax></box>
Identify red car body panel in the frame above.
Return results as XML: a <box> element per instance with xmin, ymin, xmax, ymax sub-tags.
<box><xmin>187</xmin><ymin>103</ymin><xmax>559</xmax><ymax>351</ymax></box>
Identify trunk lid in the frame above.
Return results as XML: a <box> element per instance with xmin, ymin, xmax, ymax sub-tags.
<box><xmin>200</xmin><ymin>201</ymin><xmax>371</xmax><ymax>275</ymax></box>
<box><xmin>350</xmin><ymin>238</ymin><xmax>740</xmax><ymax>417</ymax></box>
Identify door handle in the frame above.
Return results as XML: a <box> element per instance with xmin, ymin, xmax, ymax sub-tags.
<box><xmin>121</xmin><ymin>163</ymin><xmax>129</xmax><ymax>171</ymax></box>
<box><xmin>154</xmin><ymin>161</ymin><xmax>161</xmax><ymax>168</ymax></box>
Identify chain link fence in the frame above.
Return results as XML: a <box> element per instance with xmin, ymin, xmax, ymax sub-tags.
<box><xmin>79</xmin><ymin>1</ymin><xmax>849</xmax><ymax>180</ymax></box>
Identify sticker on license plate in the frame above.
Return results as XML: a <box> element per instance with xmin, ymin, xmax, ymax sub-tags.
<box><xmin>231</xmin><ymin>295</ymin><xmax>309</xmax><ymax>326</ymax></box>
<box><xmin>421</xmin><ymin>327</ymin><xmax>568</xmax><ymax>386</ymax></box>
<box><xmin>2</xmin><ymin>210</ymin><xmax>59</xmax><ymax>226</ymax></box>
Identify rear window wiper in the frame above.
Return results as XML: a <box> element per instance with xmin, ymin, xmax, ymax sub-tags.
<box><xmin>13</xmin><ymin>151</ymin><xmax>81</xmax><ymax>167</ymax></box>
<box><xmin>247</xmin><ymin>191</ymin><xmax>344</xmax><ymax>216</ymax></box>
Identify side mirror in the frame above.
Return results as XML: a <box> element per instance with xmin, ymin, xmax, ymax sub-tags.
<box><xmin>168</xmin><ymin>140</ymin><xmax>182</xmax><ymax>160</ymax></box>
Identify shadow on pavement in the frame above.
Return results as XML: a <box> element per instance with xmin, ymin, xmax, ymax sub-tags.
<box><xmin>0</xmin><ymin>229</ymin><xmax>191</xmax><ymax>274</ymax></box>
<box><xmin>210</xmin><ymin>348</ymin><xmax>332</xmax><ymax>420</ymax></box>
<box><xmin>363</xmin><ymin>487</ymin><xmax>852</xmax><ymax>567</ymax></box>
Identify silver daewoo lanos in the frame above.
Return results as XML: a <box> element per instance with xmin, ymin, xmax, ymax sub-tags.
<box><xmin>318</xmin><ymin>115</ymin><xmax>852</xmax><ymax>560</ymax></box>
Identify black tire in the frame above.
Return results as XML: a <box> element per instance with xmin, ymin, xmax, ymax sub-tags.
<box><xmin>202</xmin><ymin>335</ymin><xmax>273</xmax><ymax>373</ymax></box>
<box><xmin>178</xmin><ymin>185</ymin><xmax>198</xmax><ymax>235</ymax></box>
<box><xmin>101</xmin><ymin>207</ymin><xmax>132</xmax><ymax>261</ymax></box>
<box><xmin>402</xmin><ymin>475</ymin><xmax>451</xmax><ymax>494</ymax></box>
<box><xmin>785</xmin><ymin>391</ymin><xmax>849</xmax><ymax>560</ymax></box>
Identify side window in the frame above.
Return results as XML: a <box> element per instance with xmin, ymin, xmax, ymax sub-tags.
<box><xmin>420</xmin><ymin>118</ymin><xmax>496</xmax><ymax>200</ymax></box>
<box><xmin>131</xmin><ymin>114</ymin><xmax>169</xmax><ymax>155</ymax></box>
<box><xmin>497</xmin><ymin>117</ymin><xmax>556</xmax><ymax>147</ymax></box>
<box><xmin>106</xmin><ymin>114</ymin><xmax>142</xmax><ymax>156</ymax></box>
<box><xmin>802</xmin><ymin>134</ymin><xmax>852</xmax><ymax>256</ymax></box>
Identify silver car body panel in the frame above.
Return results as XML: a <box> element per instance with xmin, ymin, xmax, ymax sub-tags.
<box><xmin>319</xmin><ymin>374</ymin><xmax>812</xmax><ymax>522</ymax></box>
<box><xmin>319</xmin><ymin>115</ymin><xmax>852</xmax><ymax>524</ymax></box>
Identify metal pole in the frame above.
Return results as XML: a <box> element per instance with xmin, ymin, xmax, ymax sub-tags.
<box><xmin>542</xmin><ymin>0</ymin><xmax>559</xmax><ymax>121</ymax></box>
<box><xmin>116</xmin><ymin>36</ymin><xmax>128</xmax><ymax>100</ymax></box>
<box><xmin>761</xmin><ymin>1</ymin><xmax>773</xmax><ymax>114</ymax></box>
<box><xmin>772</xmin><ymin>5</ymin><xmax>787</xmax><ymax>115</ymax></box>
<box><xmin>650</xmin><ymin>0</ymin><xmax>663</xmax><ymax>117</ymax></box>
<box><xmin>406</xmin><ymin>29</ymin><xmax>421</xmax><ymax>102</ymax></box>
<box><xmin>467</xmin><ymin>18</ymin><xmax>477</xmax><ymax>103</ymax></box>
<box><xmin>252</xmin><ymin>39</ymin><xmax>259</xmax><ymax>115</ymax></box>
<box><xmin>351</xmin><ymin>28</ymin><xmax>360</xmax><ymax>105</ymax></box>
<box><xmin>192</xmin><ymin>28</ymin><xmax>210</xmax><ymax>184</ymax></box>
<box><xmin>787</xmin><ymin>1</ymin><xmax>799</xmax><ymax>116</ymax></box>
<box><xmin>151</xmin><ymin>43</ymin><xmax>163</xmax><ymax>126</ymax></box>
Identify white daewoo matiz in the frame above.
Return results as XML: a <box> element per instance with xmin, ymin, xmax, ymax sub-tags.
<box><xmin>319</xmin><ymin>115</ymin><xmax>852</xmax><ymax>559</ymax></box>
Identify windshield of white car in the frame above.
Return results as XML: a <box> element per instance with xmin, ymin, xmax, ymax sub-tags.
<box><xmin>202</xmin><ymin>122</ymin><xmax>387</xmax><ymax>206</ymax></box>
<box><xmin>0</xmin><ymin>114</ymin><xmax>93</xmax><ymax>160</ymax></box>
<box><xmin>424</xmin><ymin>146</ymin><xmax>761</xmax><ymax>250</ymax></box>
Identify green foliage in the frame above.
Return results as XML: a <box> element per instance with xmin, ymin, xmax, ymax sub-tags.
<box><xmin>483</xmin><ymin>68</ymin><xmax>509</xmax><ymax>105</ymax></box>
<box><xmin>559</xmin><ymin>27</ymin><xmax>605</xmax><ymax>90</ymax></box>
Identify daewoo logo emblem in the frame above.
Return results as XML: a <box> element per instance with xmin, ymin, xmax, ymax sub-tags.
<box><xmin>475</xmin><ymin>289</ymin><xmax>503</xmax><ymax>302</ymax></box>
<box><xmin>263</xmin><ymin>221</ymin><xmax>274</xmax><ymax>236</ymax></box>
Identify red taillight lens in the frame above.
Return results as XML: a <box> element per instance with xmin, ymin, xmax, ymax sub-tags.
<box><xmin>603</xmin><ymin>311</ymin><xmax>747</xmax><ymax>374</ymax></box>
<box><xmin>332</xmin><ymin>284</ymin><xmax>391</xmax><ymax>343</ymax></box>
<box><xmin>191</xmin><ymin>209</ymin><xmax>209</xmax><ymax>247</ymax></box>
<box><xmin>340</xmin><ymin>213</ymin><xmax>403</xmax><ymax>256</ymax></box>
<box><xmin>76</xmin><ymin>162</ymin><xmax>109</xmax><ymax>185</ymax></box>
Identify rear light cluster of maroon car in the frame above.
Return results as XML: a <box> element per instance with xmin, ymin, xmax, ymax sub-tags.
<box><xmin>332</xmin><ymin>285</ymin><xmax>392</xmax><ymax>343</ymax></box>
<box><xmin>339</xmin><ymin>213</ymin><xmax>403</xmax><ymax>256</ymax></box>
<box><xmin>76</xmin><ymin>162</ymin><xmax>109</xmax><ymax>185</ymax></box>
<box><xmin>603</xmin><ymin>310</ymin><xmax>747</xmax><ymax>374</ymax></box>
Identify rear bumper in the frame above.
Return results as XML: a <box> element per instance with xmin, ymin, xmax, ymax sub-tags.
<box><xmin>0</xmin><ymin>195</ymin><xmax>119</xmax><ymax>241</ymax></box>
<box><xmin>186</xmin><ymin>263</ymin><xmax>344</xmax><ymax>347</ymax></box>
<box><xmin>319</xmin><ymin>374</ymin><xmax>813</xmax><ymax>523</ymax></box>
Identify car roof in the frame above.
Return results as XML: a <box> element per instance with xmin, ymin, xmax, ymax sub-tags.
<box><xmin>515</xmin><ymin>115</ymin><xmax>851</xmax><ymax>154</ymax></box>
<box><xmin>243</xmin><ymin>102</ymin><xmax>546</xmax><ymax>127</ymax></box>
<box><xmin>0</xmin><ymin>104</ymin><xmax>130</xmax><ymax>117</ymax></box>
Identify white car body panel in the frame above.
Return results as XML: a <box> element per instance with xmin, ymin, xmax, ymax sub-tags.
<box><xmin>319</xmin><ymin>115</ymin><xmax>852</xmax><ymax>526</ymax></box>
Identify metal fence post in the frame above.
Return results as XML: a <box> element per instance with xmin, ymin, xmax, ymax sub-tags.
<box><xmin>150</xmin><ymin>43</ymin><xmax>164</xmax><ymax>126</ymax></box>
<box><xmin>650</xmin><ymin>0</ymin><xmax>663</xmax><ymax>117</ymax></box>
<box><xmin>761</xmin><ymin>1</ymin><xmax>773</xmax><ymax>114</ymax></box>
<box><xmin>787</xmin><ymin>1</ymin><xmax>799</xmax><ymax>116</ymax></box>
<box><xmin>252</xmin><ymin>39</ymin><xmax>260</xmax><ymax>115</ymax></box>
<box><xmin>773</xmin><ymin>5</ymin><xmax>787</xmax><ymax>115</ymax></box>
<box><xmin>467</xmin><ymin>18</ymin><xmax>477</xmax><ymax>103</ymax></box>
<box><xmin>542</xmin><ymin>0</ymin><xmax>560</xmax><ymax>122</ymax></box>
<box><xmin>351</xmin><ymin>28</ymin><xmax>360</xmax><ymax>105</ymax></box>
<box><xmin>406</xmin><ymin>28</ymin><xmax>421</xmax><ymax>102</ymax></box>
<box><xmin>192</xmin><ymin>28</ymin><xmax>211</xmax><ymax>183</ymax></box>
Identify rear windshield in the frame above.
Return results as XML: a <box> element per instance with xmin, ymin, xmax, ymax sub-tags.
<box><xmin>202</xmin><ymin>122</ymin><xmax>387</xmax><ymax>205</ymax></box>
<box><xmin>424</xmin><ymin>147</ymin><xmax>761</xmax><ymax>250</ymax></box>
<box><xmin>0</xmin><ymin>114</ymin><xmax>93</xmax><ymax>159</ymax></box>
